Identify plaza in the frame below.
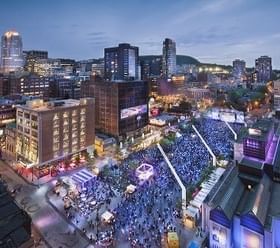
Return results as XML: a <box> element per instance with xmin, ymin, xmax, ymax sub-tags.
<box><xmin>44</xmin><ymin>117</ymin><xmax>240</xmax><ymax>247</ymax></box>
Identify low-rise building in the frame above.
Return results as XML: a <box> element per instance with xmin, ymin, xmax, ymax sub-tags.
<box><xmin>186</xmin><ymin>87</ymin><xmax>211</xmax><ymax>102</ymax></box>
<box><xmin>202</xmin><ymin>119</ymin><xmax>280</xmax><ymax>248</ymax></box>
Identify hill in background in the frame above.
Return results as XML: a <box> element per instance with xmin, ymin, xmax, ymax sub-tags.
<box><xmin>139</xmin><ymin>55</ymin><xmax>200</xmax><ymax>66</ymax></box>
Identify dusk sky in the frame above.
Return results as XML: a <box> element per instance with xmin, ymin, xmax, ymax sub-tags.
<box><xmin>1</xmin><ymin>0</ymin><xmax>279</xmax><ymax>68</ymax></box>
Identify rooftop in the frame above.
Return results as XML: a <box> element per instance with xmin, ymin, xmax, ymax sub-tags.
<box><xmin>236</xmin><ymin>173</ymin><xmax>271</xmax><ymax>226</ymax></box>
<box><xmin>206</xmin><ymin>166</ymin><xmax>245</xmax><ymax>220</ymax></box>
<box><xmin>265</xmin><ymin>182</ymin><xmax>280</xmax><ymax>229</ymax></box>
<box><xmin>239</xmin><ymin>156</ymin><xmax>265</xmax><ymax>170</ymax></box>
<box><xmin>17</xmin><ymin>98</ymin><xmax>94</xmax><ymax>112</ymax></box>
<box><xmin>245</xmin><ymin>119</ymin><xmax>274</xmax><ymax>142</ymax></box>
<box><xmin>206</xmin><ymin>163</ymin><xmax>280</xmax><ymax>231</ymax></box>
<box><xmin>3</xmin><ymin>31</ymin><xmax>20</xmax><ymax>38</ymax></box>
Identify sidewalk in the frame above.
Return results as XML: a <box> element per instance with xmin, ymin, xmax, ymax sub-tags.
<box><xmin>3</xmin><ymin>159</ymin><xmax>88</xmax><ymax>186</ymax></box>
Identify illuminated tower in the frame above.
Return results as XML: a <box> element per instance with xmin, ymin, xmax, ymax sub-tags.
<box><xmin>162</xmin><ymin>38</ymin><xmax>176</xmax><ymax>78</ymax></box>
<box><xmin>1</xmin><ymin>30</ymin><xmax>24</xmax><ymax>73</ymax></box>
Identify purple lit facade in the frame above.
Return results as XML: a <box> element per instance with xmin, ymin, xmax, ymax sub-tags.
<box><xmin>243</xmin><ymin>128</ymin><xmax>274</xmax><ymax>160</ymax></box>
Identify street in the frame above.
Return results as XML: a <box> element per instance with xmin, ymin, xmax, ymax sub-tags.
<box><xmin>0</xmin><ymin>160</ymin><xmax>90</xmax><ymax>248</ymax></box>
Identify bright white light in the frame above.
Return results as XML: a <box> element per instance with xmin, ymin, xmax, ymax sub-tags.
<box><xmin>136</xmin><ymin>163</ymin><xmax>154</xmax><ymax>181</ymax></box>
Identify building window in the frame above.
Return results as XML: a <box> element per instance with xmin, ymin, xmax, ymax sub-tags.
<box><xmin>53</xmin><ymin>114</ymin><xmax>59</xmax><ymax>120</ymax></box>
<box><xmin>72</xmin><ymin>110</ymin><xmax>77</xmax><ymax>116</ymax></box>
<box><xmin>63</xmin><ymin>111</ymin><xmax>69</xmax><ymax>118</ymax></box>
<box><xmin>53</xmin><ymin>143</ymin><xmax>59</xmax><ymax>151</ymax></box>
<box><xmin>31</xmin><ymin>115</ymin><xmax>38</xmax><ymax>121</ymax></box>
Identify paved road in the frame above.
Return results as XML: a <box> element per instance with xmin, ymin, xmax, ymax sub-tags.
<box><xmin>0</xmin><ymin>160</ymin><xmax>90</xmax><ymax>248</ymax></box>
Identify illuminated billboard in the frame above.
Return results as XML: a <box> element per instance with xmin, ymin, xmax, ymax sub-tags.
<box><xmin>210</xmin><ymin>222</ymin><xmax>228</xmax><ymax>248</ymax></box>
<box><xmin>120</xmin><ymin>104</ymin><xmax>147</xmax><ymax>119</ymax></box>
<box><xmin>248</xmin><ymin>128</ymin><xmax>262</xmax><ymax>136</ymax></box>
<box><xmin>242</xmin><ymin>228</ymin><xmax>262</xmax><ymax>248</ymax></box>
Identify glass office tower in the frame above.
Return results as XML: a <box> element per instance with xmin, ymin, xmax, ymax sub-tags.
<box><xmin>162</xmin><ymin>38</ymin><xmax>176</xmax><ymax>78</ymax></box>
<box><xmin>1</xmin><ymin>31</ymin><xmax>24</xmax><ymax>73</ymax></box>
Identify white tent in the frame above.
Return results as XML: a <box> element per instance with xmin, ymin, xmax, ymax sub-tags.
<box><xmin>126</xmin><ymin>184</ymin><xmax>136</xmax><ymax>194</ymax></box>
<box><xmin>101</xmin><ymin>211</ymin><xmax>114</xmax><ymax>223</ymax></box>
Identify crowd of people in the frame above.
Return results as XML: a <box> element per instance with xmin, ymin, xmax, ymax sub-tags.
<box><xmin>162</xmin><ymin>127</ymin><xmax>211</xmax><ymax>186</ymax></box>
<box><xmin>195</xmin><ymin>118</ymin><xmax>239</xmax><ymax>159</ymax></box>
<box><xmin>52</xmin><ymin>117</ymin><xmax>242</xmax><ymax>247</ymax></box>
<box><xmin>113</xmin><ymin>146</ymin><xmax>182</xmax><ymax>247</ymax></box>
<box><xmin>54</xmin><ymin>175</ymin><xmax>117</xmax><ymax>244</ymax></box>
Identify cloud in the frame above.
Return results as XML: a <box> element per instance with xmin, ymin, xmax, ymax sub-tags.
<box><xmin>88</xmin><ymin>31</ymin><xmax>106</xmax><ymax>37</ymax></box>
<box><xmin>1</xmin><ymin>0</ymin><xmax>278</xmax><ymax>67</ymax></box>
<box><xmin>86</xmin><ymin>31</ymin><xmax>112</xmax><ymax>47</ymax></box>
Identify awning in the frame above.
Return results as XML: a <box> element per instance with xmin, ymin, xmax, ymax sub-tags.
<box><xmin>71</xmin><ymin>168</ymin><xmax>96</xmax><ymax>186</ymax></box>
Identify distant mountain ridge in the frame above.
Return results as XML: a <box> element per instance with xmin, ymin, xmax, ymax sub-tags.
<box><xmin>139</xmin><ymin>55</ymin><xmax>200</xmax><ymax>65</ymax></box>
<box><xmin>139</xmin><ymin>55</ymin><xmax>236</xmax><ymax>71</ymax></box>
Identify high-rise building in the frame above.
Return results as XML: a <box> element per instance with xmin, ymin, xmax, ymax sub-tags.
<box><xmin>16</xmin><ymin>98</ymin><xmax>95</xmax><ymax>175</ymax></box>
<box><xmin>255</xmin><ymin>56</ymin><xmax>272</xmax><ymax>82</ymax></box>
<box><xmin>162</xmin><ymin>38</ymin><xmax>176</xmax><ymax>78</ymax></box>
<box><xmin>232</xmin><ymin>59</ymin><xmax>246</xmax><ymax>81</ymax></box>
<box><xmin>104</xmin><ymin>43</ymin><xmax>140</xmax><ymax>81</ymax></box>
<box><xmin>90</xmin><ymin>80</ymin><xmax>148</xmax><ymax>138</ymax></box>
<box><xmin>1</xmin><ymin>31</ymin><xmax>24</xmax><ymax>73</ymax></box>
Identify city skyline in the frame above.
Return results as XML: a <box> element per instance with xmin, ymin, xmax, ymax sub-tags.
<box><xmin>0</xmin><ymin>0</ymin><xmax>279</xmax><ymax>68</ymax></box>
<box><xmin>1</xmin><ymin>1</ymin><xmax>280</xmax><ymax>247</ymax></box>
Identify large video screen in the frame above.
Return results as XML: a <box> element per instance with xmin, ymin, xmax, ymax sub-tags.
<box><xmin>219</xmin><ymin>111</ymin><xmax>236</xmax><ymax>123</ymax></box>
<box><xmin>121</xmin><ymin>104</ymin><xmax>147</xmax><ymax>119</ymax></box>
